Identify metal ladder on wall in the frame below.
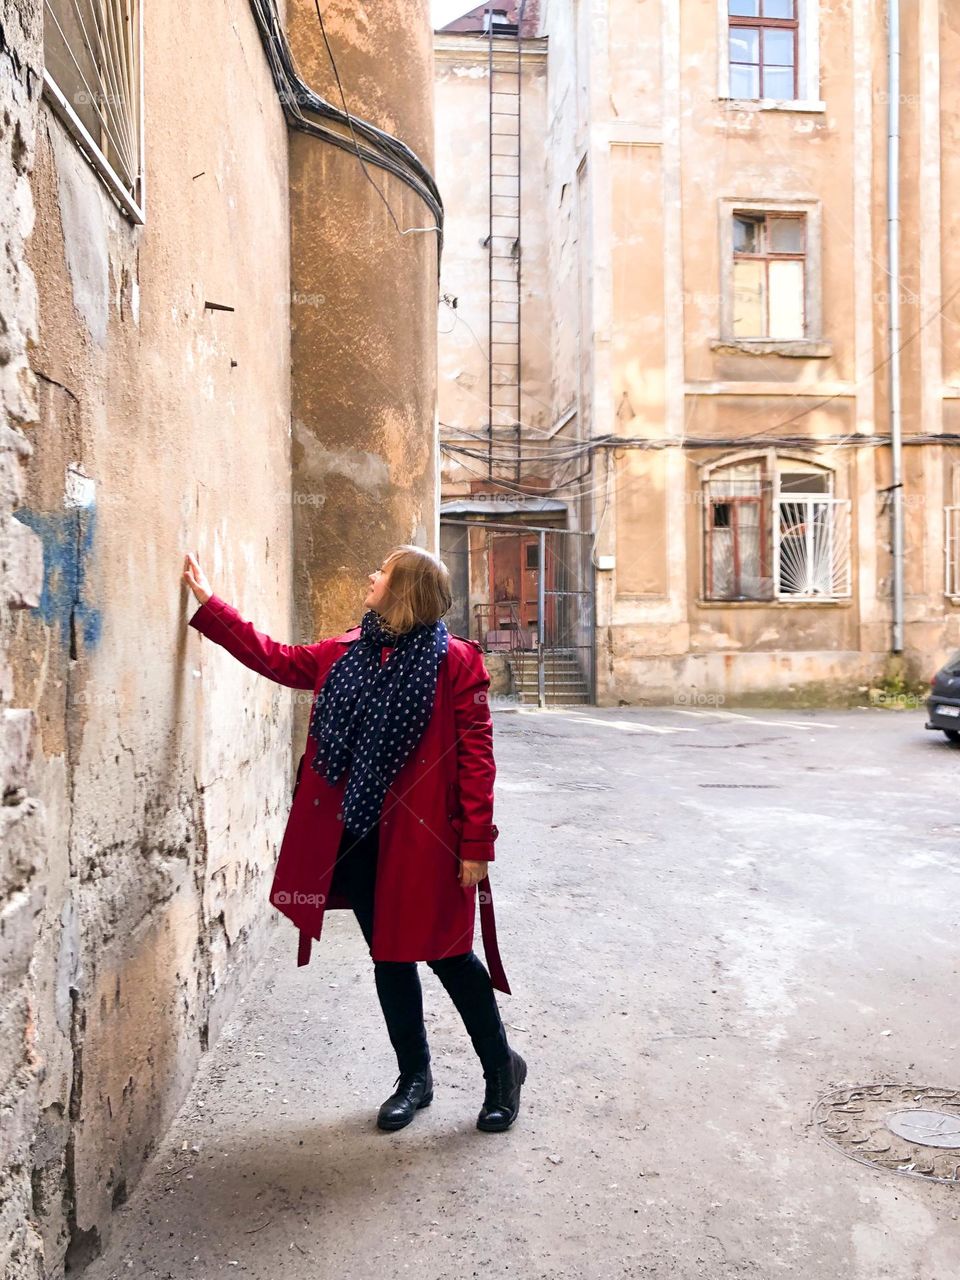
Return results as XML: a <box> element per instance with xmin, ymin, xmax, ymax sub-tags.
<box><xmin>486</xmin><ymin>5</ymin><xmax>522</xmax><ymax>481</ymax></box>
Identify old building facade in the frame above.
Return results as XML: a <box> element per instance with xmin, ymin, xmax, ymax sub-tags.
<box><xmin>435</xmin><ymin>0</ymin><xmax>960</xmax><ymax>706</ymax></box>
<box><xmin>1</xmin><ymin>1</ymin><xmax>438</xmax><ymax>1274</ymax></box>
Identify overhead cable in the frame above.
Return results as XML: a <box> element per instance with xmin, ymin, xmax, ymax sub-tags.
<box><xmin>247</xmin><ymin>0</ymin><xmax>444</xmax><ymax>269</ymax></box>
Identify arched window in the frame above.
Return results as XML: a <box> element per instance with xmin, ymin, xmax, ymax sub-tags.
<box><xmin>702</xmin><ymin>451</ymin><xmax>850</xmax><ymax>602</ymax></box>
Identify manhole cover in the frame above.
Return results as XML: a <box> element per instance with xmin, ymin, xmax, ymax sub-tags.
<box><xmin>886</xmin><ymin>1110</ymin><xmax>960</xmax><ymax>1147</ymax></box>
<box><xmin>812</xmin><ymin>1083</ymin><xmax>960</xmax><ymax>1184</ymax></box>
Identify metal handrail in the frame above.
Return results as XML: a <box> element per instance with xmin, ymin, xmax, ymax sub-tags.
<box><xmin>472</xmin><ymin>600</ymin><xmax>526</xmax><ymax>652</ymax></box>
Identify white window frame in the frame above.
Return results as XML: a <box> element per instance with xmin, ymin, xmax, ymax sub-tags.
<box><xmin>715</xmin><ymin>197</ymin><xmax>828</xmax><ymax>356</ymax></box>
<box><xmin>41</xmin><ymin>0</ymin><xmax>145</xmax><ymax>224</ymax></box>
<box><xmin>947</xmin><ymin>506</ymin><xmax>960</xmax><ymax>598</ymax></box>
<box><xmin>717</xmin><ymin>0</ymin><xmax>823</xmax><ymax>112</ymax></box>
<box><xmin>701</xmin><ymin>450</ymin><xmax>851</xmax><ymax>603</ymax></box>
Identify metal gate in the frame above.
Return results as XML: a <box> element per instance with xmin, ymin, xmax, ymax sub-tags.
<box><xmin>439</xmin><ymin>519</ymin><xmax>595</xmax><ymax>706</ymax></box>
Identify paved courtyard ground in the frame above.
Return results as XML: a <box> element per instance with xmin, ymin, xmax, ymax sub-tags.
<box><xmin>85</xmin><ymin>705</ymin><xmax>960</xmax><ymax>1279</ymax></box>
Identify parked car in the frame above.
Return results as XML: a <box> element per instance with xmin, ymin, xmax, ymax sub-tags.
<box><xmin>925</xmin><ymin>649</ymin><xmax>960</xmax><ymax>743</ymax></box>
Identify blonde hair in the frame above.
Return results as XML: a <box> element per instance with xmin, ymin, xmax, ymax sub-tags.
<box><xmin>375</xmin><ymin>545</ymin><xmax>453</xmax><ymax>635</ymax></box>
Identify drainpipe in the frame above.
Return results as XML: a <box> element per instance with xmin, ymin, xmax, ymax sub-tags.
<box><xmin>887</xmin><ymin>0</ymin><xmax>905</xmax><ymax>653</ymax></box>
<box><xmin>537</xmin><ymin>527</ymin><xmax>546</xmax><ymax>707</ymax></box>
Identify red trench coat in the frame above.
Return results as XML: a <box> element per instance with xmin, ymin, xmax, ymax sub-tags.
<box><xmin>188</xmin><ymin>595</ymin><xmax>511</xmax><ymax>993</ymax></box>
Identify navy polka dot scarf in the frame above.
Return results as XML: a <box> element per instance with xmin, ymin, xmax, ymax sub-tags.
<box><xmin>308</xmin><ymin>608</ymin><xmax>450</xmax><ymax>836</ymax></box>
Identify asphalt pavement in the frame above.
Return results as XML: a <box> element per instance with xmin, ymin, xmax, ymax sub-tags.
<box><xmin>84</xmin><ymin>705</ymin><xmax>960</xmax><ymax>1280</ymax></box>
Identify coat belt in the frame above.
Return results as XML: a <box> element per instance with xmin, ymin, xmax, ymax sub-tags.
<box><xmin>477</xmin><ymin>874</ymin><xmax>511</xmax><ymax>994</ymax></box>
<box><xmin>295</xmin><ymin>875</ymin><xmax>511</xmax><ymax>995</ymax></box>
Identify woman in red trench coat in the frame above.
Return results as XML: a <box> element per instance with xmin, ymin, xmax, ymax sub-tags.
<box><xmin>182</xmin><ymin>544</ymin><xmax>527</xmax><ymax>1132</ymax></box>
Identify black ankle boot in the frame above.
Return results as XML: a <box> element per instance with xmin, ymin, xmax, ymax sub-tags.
<box><xmin>377</xmin><ymin>1063</ymin><xmax>434</xmax><ymax>1131</ymax></box>
<box><xmin>476</xmin><ymin>1047</ymin><xmax>527</xmax><ymax>1132</ymax></box>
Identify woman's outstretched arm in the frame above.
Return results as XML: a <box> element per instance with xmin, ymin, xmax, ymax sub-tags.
<box><xmin>183</xmin><ymin>551</ymin><xmax>330</xmax><ymax>690</ymax></box>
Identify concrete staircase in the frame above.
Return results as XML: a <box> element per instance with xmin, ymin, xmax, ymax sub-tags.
<box><xmin>505</xmin><ymin>649</ymin><xmax>591</xmax><ymax>706</ymax></box>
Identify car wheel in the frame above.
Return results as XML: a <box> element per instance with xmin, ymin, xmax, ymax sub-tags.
<box><xmin>944</xmin><ymin>729</ymin><xmax>960</xmax><ymax>743</ymax></box>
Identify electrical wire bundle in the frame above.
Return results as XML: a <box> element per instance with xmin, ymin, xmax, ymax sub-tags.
<box><xmin>247</xmin><ymin>0</ymin><xmax>444</xmax><ymax>269</ymax></box>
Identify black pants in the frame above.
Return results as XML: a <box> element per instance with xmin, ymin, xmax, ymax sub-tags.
<box><xmin>329</xmin><ymin>820</ymin><xmax>511</xmax><ymax>1076</ymax></box>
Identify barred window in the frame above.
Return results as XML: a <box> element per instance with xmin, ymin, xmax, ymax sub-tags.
<box><xmin>704</xmin><ymin>454</ymin><xmax>851</xmax><ymax>602</ymax></box>
<box><xmin>42</xmin><ymin>0</ymin><xmax>144</xmax><ymax>222</ymax></box>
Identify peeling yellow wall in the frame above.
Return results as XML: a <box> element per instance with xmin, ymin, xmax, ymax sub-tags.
<box><xmin>288</xmin><ymin>0</ymin><xmax>439</xmax><ymax>652</ymax></box>
<box><xmin>7</xmin><ymin>1</ymin><xmax>439</xmax><ymax>1272</ymax></box>
<box><xmin>18</xmin><ymin>0</ymin><xmax>294</xmax><ymax>1262</ymax></box>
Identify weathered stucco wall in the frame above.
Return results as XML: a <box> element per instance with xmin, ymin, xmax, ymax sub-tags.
<box><xmin>2</xmin><ymin>1</ymin><xmax>47</xmax><ymax>1276</ymax></box>
<box><xmin>287</xmin><ymin>0</ymin><xmax>440</xmax><ymax>659</ymax></box>
<box><xmin>5</xmin><ymin>0</ymin><xmax>295</xmax><ymax>1272</ymax></box>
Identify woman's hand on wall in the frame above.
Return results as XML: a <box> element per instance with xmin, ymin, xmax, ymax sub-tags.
<box><xmin>182</xmin><ymin>551</ymin><xmax>212</xmax><ymax>605</ymax></box>
<box><xmin>459</xmin><ymin>858</ymin><xmax>488</xmax><ymax>888</ymax></box>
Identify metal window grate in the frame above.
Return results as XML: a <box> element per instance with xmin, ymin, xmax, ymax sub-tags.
<box><xmin>42</xmin><ymin>0</ymin><xmax>144</xmax><ymax>222</ymax></box>
<box><xmin>774</xmin><ymin>496</ymin><xmax>851</xmax><ymax>599</ymax></box>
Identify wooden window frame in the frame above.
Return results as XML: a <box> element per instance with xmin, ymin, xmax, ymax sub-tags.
<box><xmin>705</xmin><ymin>490</ymin><xmax>773</xmax><ymax>602</ymax></box>
<box><xmin>728</xmin><ymin>3</ymin><xmax>800</xmax><ymax>101</ymax></box>
<box><xmin>702</xmin><ymin>455</ymin><xmax>773</xmax><ymax>602</ymax></box>
<box><xmin>732</xmin><ymin>210</ymin><xmax>807</xmax><ymax>339</ymax></box>
<box><xmin>716</xmin><ymin>197</ymin><xmax>824</xmax><ymax>354</ymax></box>
<box><xmin>716</xmin><ymin>0</ymin><xmax>822</xmax><ymax>110</ymax></box>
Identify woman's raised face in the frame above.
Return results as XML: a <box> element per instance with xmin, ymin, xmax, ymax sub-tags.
<box><xmin>364</xmin><ymin>561</ymin><xmax>391</xmax><ymax>611</ymax></box>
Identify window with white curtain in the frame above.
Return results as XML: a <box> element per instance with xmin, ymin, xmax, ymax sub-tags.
<box><xmin>42</xmin><ymin>0</ymin><xmax>144</xmax><ymax>222</ymax></box>
<box><xmin>703</xmin><ymin>457</ymin><xmax>771</xmax><ymax>601</ymax></box>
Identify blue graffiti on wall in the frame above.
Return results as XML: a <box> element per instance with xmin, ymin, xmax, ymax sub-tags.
<box><xmin>13</xmin><ymin>505</ymin><xmax>102</xmax><ymax>651</ymax></box>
